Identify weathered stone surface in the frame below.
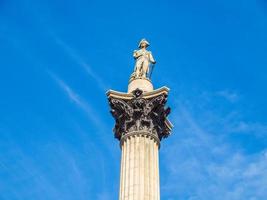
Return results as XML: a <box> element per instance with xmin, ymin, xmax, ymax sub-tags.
<box><xmin>119</xmin><ymin>135</ymin><xmax>160</xmax><ymax>200</ymax></box>
<box><xmin>107</xmin><ymin>85</ymin><xmax>172</xmax><ymax>200</ymax></box>
<box><xmin>128</xmin><ymin>78</ymin><xmax>153</xmax><ymax>93</ymax></box>
<box><xmin>131</xmin><ymin>39</ymin><xmax>156</xmax><ymax>80</ymax></box>
<box><xmin>108</xmin><ymin>88</ymin><xmax>172</xmax><ymax>143</ymax></box>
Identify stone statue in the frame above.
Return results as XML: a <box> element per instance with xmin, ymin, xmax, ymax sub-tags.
<box><xmin>131</xmin><ymin>39</ymin><xmax>156</xmax><ymax>79</ymax></box>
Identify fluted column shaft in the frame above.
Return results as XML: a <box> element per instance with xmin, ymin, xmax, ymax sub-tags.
<box><xmin>119</xmin><ymin>134</ymin><xmax>160</xmax><ymax>200</ymax></box>
<box><xmin>107</xmin><ymin>87</ymin><xmax>172</xmax><ymax>200</ymax></box>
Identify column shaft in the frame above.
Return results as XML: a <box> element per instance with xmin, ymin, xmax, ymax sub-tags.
<box><xmin>119</xmin><ymin>134</ymin><xmax>160</xmax><ymax>200</ymax></box>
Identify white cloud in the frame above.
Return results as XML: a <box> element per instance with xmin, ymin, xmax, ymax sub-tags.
<box><xmin>161</xmin><ymin>92</ymin><xmax>267</xmax><ymax>200</ymax></box>
<box><xmin>53</xmin><ymin>37</ymin><xmax>109</xmax><ymax>91</ymax></box>
<box><xmin>216</xmin><ymin>90</ymin><xmax>239</xmax><ymax>103</ymax></box>
<box><xmin>48</xmin><ymin>71</ymin><xmax>104</xmax><ymax>128</ymax></box>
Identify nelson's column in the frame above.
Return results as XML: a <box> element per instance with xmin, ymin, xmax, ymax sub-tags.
<box><xmin>106</xmin><ymin>39</ymin><xmax>173</xmax><ymax>200</ymax></box>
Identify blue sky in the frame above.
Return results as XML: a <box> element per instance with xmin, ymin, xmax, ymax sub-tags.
<box><xmin>0</xmin><ymin>0</ymin><xmax>266</xmax><ymax>199</ymax></box>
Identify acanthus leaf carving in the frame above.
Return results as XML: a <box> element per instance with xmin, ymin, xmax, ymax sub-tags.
<box><xmin>108</xmin><ymin>89</ymin><xmax>172</xmax><ymax>141</ymax></box>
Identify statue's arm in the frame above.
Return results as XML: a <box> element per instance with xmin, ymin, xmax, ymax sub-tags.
<box><xmin>133</xmin><ymin>50</ymin><xmax>140</xmax><ymax>59</ymax></box>
<box><xmin>149</xmin><ymin>52</ymin><xmax>156</xmax><ymax>64</ymax></box>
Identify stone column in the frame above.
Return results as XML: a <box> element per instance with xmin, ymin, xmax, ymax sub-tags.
<box><xmin>107</xmin><ymin>85</ymin><xmax>172</xmax><ymax>200</ymax></box>
<box><xmin>119</xmin><ymin>133</ymin><xmax>160</xmax><ymax>200</ymax></box>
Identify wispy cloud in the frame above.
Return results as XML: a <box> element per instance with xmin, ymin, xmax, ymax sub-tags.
<box><xmin>47</xmin><ymin>71</ymin><xmax>118</xmax><ymax>161</ymax></box>
<box><xmin>0</xmin><ymin>137</ymin><xmax>104</xmax><ymax>200</ymax></box>
<box><xmin>48</xmin><ymin>71</ymin><xmax>104</xmax><ymax>128</ymax></box>
<box><xmin>0</xmin><ymin>142</ymin><xmax>60</xmax><ymax>200</ymax></box>
<box><xmin>216</xmin><ymin>90</ymin><xmax>239</xmax><ymax>103</ymax></box>
<box><xmin>52</xmin><ymin>36</ymin><xmax>109</xmax><ymax>91</ymax></box>
<box><xmin>161</xmin><ymin>90</ymin><xmax>267</xmax><ymax>200</ymax></box>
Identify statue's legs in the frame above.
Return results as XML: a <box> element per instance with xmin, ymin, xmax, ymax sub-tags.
<box><xmin>142</xmin><ymin>60</ymin><xmax>149</xmax><ymax>78</ymax></box>
<box><xmin>135</xmin><ymin>58</ymin><xmax>150</xmax><ymax>78</ymax></box>
<box><xmin>135</xmin><ymin>59</ymin><xmax>143</xmax><ymax>78</ymax></box>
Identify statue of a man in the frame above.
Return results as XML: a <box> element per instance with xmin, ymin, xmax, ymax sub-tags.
<box><xmin>132</xmin><ymin>39</ymin><xmax>156</xmax><ymax>79</ymax></box>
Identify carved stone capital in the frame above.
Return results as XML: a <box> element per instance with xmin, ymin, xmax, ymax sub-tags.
<box><xmin>108</xmin><ymin>88</ymin><xmax>172</xmax><ymax>143</ymax></box>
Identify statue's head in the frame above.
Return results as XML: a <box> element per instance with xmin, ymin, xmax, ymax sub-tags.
<box><xmin>138</xmin><ymin>39</ymin><xmax>150</xmax><ymax>48</ymax></box>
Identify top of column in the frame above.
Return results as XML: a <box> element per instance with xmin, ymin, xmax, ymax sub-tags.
<box><xmin>128</xmin><ymin>39</ymin><xmax>156</xmax><ymax>93</ymax></box>
<box><xmin>106</xmin><ymin>38</ymin><xmax>173</xmax><ymax>145</ymax></box>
